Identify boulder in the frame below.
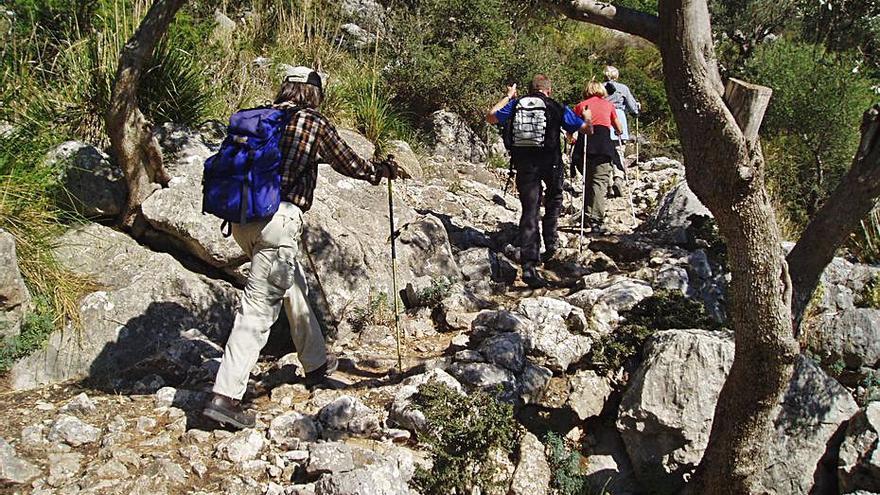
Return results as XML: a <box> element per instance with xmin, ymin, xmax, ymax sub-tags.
<box><xmin>387</xmin><ymin>140</ymin><xmax>424</xmax><ymax>182</ymax></box>
<box><xmin>47</xmin><ymin>141</ymin><xmax>125</xmax><ymax>218</ymax></box>
<box><xmin>510</xmin><ymin>432</ymin><xmax>551</xmax><ymax>495</ymax></box>
<box><xmin>479</xmin><ymin>332</ymin><xmax>525</xmax><ymax>372</ymax></box>
<box><xmin>811</xmin><ymin>309</ymin><xmax>880</xmax><ymax>371</ymax></box>
<box><xmin>0</xmin><ymin>437</ymin><xmax>40</xmax><ymax>484</ymax></box>
<box><xmin>215</xmin><ymin>429</ymin><xmax>264</xmax><ymax>463</ymax></box>
<box><xmin>303</xmin><ymin>165</ymin><xmax>460</xmax><ymax>335</ymax></box>
<box><xmin>457</xmin><ymin>247</ymin><xmax>517</xmax><ymax>283</ymax></box>
<box><xmin>0</xmin><ymin>230</ymin><xmax>30</xmax><ymax>341</ymax></box>
<box><xmin>141</xmin><ymin>124</ymin><xmax>245</xmax><ymax>271</ymax></box>
<box><xmin>339</xmin><ymin>23</ymin><xmax>376</xmax><ymax>49</ymax></box>
<box><xmin>308</xmin><ymin>442</ymin><xmax>355</xmax><ymax>475</ymax></box>
<box><xmin>515</xmin><ymin>297</ymin><xmax>593</xmax><ymax>372</ymax></box>
<box><xmin>47</xmin><ymin>414</ymin><xmax>101</xmax><ymax>446</ymax></box>
<box><xmin>448</xmin><ymin>361</ymin><xmax>516</xmax><ymax>394</ymax></box>
<box><xmin>839</xmin><ymin>402</ymin><xmax>880</xmax><ymax>493</ymax></box>
<box><xmin>568</xmin><ymin>370</ymin><xmax>614</xmax><ymax>420</ymax></box>
<box><xmin>336</xmin><ymin>128</ymin><xmax>375</xmax><ymax>161</ymax></box>
<box><xmin>7</xmin><ymin>224</ymin><xmax>237</xmax><ymax>390</ymax></box>
<box><xmin>427</xmin><ymin>111</ymin><xmax>487</xmax><ymax>163</ymax></box>
<box><xmin>339</xmin><ymin>0</ymin><xmax>385</xmax><ymax>31</ymax></box>
<box><xmin>618</xmin><ymin>329</ymin><xmax>858</xmax><ymax>494</ymax></box>
<box><xmin>566</xmin><ymin>277</ymin><xmax>653</xmax><ymax>334</ymax></box>
<box><xmin>519</xmin><ymin>363</ymin><xmax>553</xmax><ymax>405</ymax></box>
<box><xmin>650</xmin><ymin>182</ymin><xmax>711</xmax><ymax>239</ymax></box>
<box><xmin>314</xmin><ymin>446</ymin><xmax>414</xmax><ymax>495</ymax></box>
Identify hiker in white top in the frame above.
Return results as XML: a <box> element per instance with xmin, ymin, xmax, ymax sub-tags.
<box><xmin>603</xmin><ymin>65</ymin><xmax>641</xmax><ymax>198</ymax></box>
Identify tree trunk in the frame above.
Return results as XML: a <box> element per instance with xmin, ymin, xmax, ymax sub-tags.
<box><xmin>106</xmin><ymin>0</ymin><xmax>186</xmax><ymax>227</ymax></box>
<box><xmin>656</xmin><ymin>2</ymin><xmax>799</xmax><ymax>492</ymax></box>
<box><xmin>551</xmin><ymin>1</ymin><xmax>799</xmax><ymax>492</ymax></box>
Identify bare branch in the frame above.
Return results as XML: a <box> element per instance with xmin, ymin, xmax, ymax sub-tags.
<box><xmin>551</xmin><ymin>0</ymin><xmax>661</xmax><ymax>44</ymax></box>
<box><xmin>788</xmin><ymin>104</ymin><xmax>880</xmax><ymax>326</ymax></box>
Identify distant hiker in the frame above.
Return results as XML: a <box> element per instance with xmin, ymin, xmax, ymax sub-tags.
<box><xmin>202</xmin><ymin>66</ymin><xmax>399</xmax><ymax>429</ymax></box>
<box><xmin>603</xmin><ymin>65</ymin><xmax>641</xmax><ymax>197</ymax></box>
<box><xmin>571</xmin><ymin>81</ymin><xmax>623</xmax><ymax>234</ymax></box>
<box><xmin>487</xmin><ymin>74</ymin><xmax>590</xmax><ymax>288</ymax></box>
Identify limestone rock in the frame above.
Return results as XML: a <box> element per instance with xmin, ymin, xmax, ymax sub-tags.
<box><xmin>651</xmin><ymin>182</ymin><xmax>711</xmax><ymax>231</ymax></box>
<box><xmin>317</xmin><ymin>396</ymin><xmax>383</xmax><ymax>437</ymax></box>
<box><xmin>269</xmin><ymin>412</ymin><xmax>319</xmax><ymax>447</ymax></box>
<box><xmin>215</xmin><ymin>430</ymin><xmax>264</xmax><ymax>463</ymax></box>
<box><xmin>339</xmin><ymin>23</ymin><xmax>376</xmax><ymax>49</ymax></box>
<box><xmin>47</xmin><ymin>414</ymin><xmax>101</xmax><ymax>446</ymax></box>
<box><xmin>839</xmin><ymin>402</ymin><xmax>880</xmax><ymax>493</ymax></box>
<box><xmin>510</xmin><ymin>432</ymin><xmax>551</xmax><ymax>495</ymax></box>
<box><xmin>619</xmin><ymin>329</ymin><xmax>858</xmax><ymax>494</ymax></box>
<box><xmin>387</xmin><ymin>140</ymin><xmax>424</xmax><ymax>182</ymax></box>
<box><xmin>566</xmin><ymin>277</ymin><xmax>653</xmax><ymax>334</ymax></box>
<box><xmin>0</xmin><ymin>230</ymin><xmax>30</xmax><ymax>341</ymax></box>
<box><xmin>479</xmin><ymin>332</ymin><xmax>525</xmax><ymax>372</ymax></box>
<box><xmin>339</xmin><ymin>0</ymin><xmax>385</xmax><ymax>30</ymax></box>
<box><xmin>308</xmin><ymin>442</ymin><xmax>355</xmax><ymax>475</ymax></box>
<box><xmin>519</xmin><ymin>363</ymin><xmax>553</xmax><ymax>405</ymax></box>
<box><xmin>568</xmin><ymin>370</ymin><xmax>613</xmax><ymax>420</ymax></box>
<box><xmin>0</xmin><ymin>437</ymin><xmax>40</xmax><ymax>484</ymax></box>
<box><xmin>142</xmin><ymin>124</ymin><xmax>245</xmax><ymax>271</ymax></box>
<box><xmin>811</xmin><ymin>309</ymin><xmax>880</xmax><ymax>371</ymax></box>
<box><xmin>8</xmin><ymin>223</ymin><xmax>237</xmax><ymax>390</ymax></box>
<box><xmin>47</xmin><ymin>141</ymin><xmax>125</xmax><ymax>218</ymax></box>
<box><xmin>427</xmin><ymin>111</ymin><xmax>487</xmax><ymax>163</ymax></box>
<box><xmin>47</xmin><ymin>452</ymin><xmax>83</xmax><ymax>487</ymax></box>
<box><xmin>60</xmin><ymin>392</ymin><xmax>98</xmax><ymax>416</ymax></box>
<box><xmin>515</xmin><ymin>297</ymin><xmax>593</xmax><ymax>372</ymax></box>
<box><xmin>448</xmin><ymin>361</ymin><xmax>516</xmax><ymax>394</ymax></box>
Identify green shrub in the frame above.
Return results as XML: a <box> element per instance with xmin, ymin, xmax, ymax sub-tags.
<box><xmin>411</xmin><ymin>382</ymin><xmax>520</xmax><ymax>494</ymax></box>
<box><xmin>347</xmin><ymin>291</ymin><xmax>396</xmax><ymax>332</ymax></box>
<box><xmin>590</xmin><ymin>290</ymin><xmax>720</xmax><ymax>371</ymax></box>
<box><xmin>856</xmin><ymin>275</ymin><xmax>880</xmax><ymax>309</ymax></box>
<box><xmin>0</xmin><ymin>296</ymin><xmax>56</xmax><ymax>373</ymax></box>
<box><xmin>545</xmin><ymin>431</ymin><xmax>587</xmax><ymax>495</ymax></box>
<box><xmin>416</xmin><ymin>277</ymin><xmax>455</xmax><ymax>309</ymax></box>
<box><xmin>744</xmin><ymin>39</ymin><xmax>875</xmax><ymax>229</ymax></box>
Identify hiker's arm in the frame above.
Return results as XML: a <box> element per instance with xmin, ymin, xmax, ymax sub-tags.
<box><xmin>487</xmin><ymin>84</ymin><xmax>518</xmax><ymax>124</ymax></box>
<box><xmin>567</xmin><ymin>105</ymin><xmax>593</xmax><ymax>135</ymax></box>
<box><xmin>611</xmin><ymin>109</ymin><xmax>624</xmax><ymax>135</ymax></box>
<box><xmin>624</xmin><ymin>86</ymin><xmax>640</xmax><ymax>115</ymax></box>
<box><xmin>319</xmin><ymin>122</ymin><xmax>380</xmax><ymax>183</ymax></box>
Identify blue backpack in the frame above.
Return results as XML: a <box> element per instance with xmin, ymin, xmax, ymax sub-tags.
<box><xmin>202</xmin><ymin>106</ymin><xmax>297</xmax><ymax>235</ymax></box>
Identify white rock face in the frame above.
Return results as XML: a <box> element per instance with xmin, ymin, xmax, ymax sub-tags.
<box><xmin>427</xmin><ymin>110</ymin><xmax>487</xmax><ymax>163</ymax></box>
<box><xmin>269</xmin><ymin>412</ymin><xmax>319</xmax><ymax>447</ymax></box>
<box><xmin>619</xmin><ymin>329</ymin><xmax>858</xmax><ymax>494</ymax></box>
<box><xmin>0</xmin><ymin>230</ymin><xmax>30</xmax><ymax>341</ymax></box>
<box><xmin>317</xmin><ymin>396</ymin><xmax>384</xmax><ymax>437</ymax></box>
<box><xmin>214</xmin><ymin>429</ymin><xmax>264</xmax><ymax>463</ymax></box>
<box><xmin>46</xmin><ymin>141</ymin><xmax>125</xmax><ymax>218</ymax></box>
<box><xmin>0</xmin><ymin>438</ymin><xmax>40</xmax><ymax>484</ymax></box>
<box><xmin>839</xmin><ymin>402</ymin><xmax>880</xmax><ymax>493</ymax></box>
<box><xmin>509</xmin><ymin>432</ymin><xmax>551</xmax><ymax>495</ymax></box>
<box><xmin>515</xmin><ymin>297</ymin><xmax>593</xmax><ymax>372</ymax></box>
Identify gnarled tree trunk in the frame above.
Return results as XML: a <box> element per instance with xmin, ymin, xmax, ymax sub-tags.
<box><xmin>555</xmin><ymin>0</ymin><xmax>880</xmax><ymax>492</ymax></box>
<box><xmin>106</xmin><ymin>0</ymin><xmax>186</xmax><ymax>227</ymax></box>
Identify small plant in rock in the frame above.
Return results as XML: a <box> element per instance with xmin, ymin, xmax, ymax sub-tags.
<box><xmin>416</xmin><ymin>277</ymin><xmax>455</xmax><ymax>309</ymax></box>
<box><xmin>685</xmin><ymin>214</ymin><xmax>728</xmax><ymax>269</ymax></box>
<box><xmin>447</xmin><ymin>179</ymin><xmax>463</xmax><ymax>194</ymax></box>
<box><xmin>347</xmin><ymin>291</ymin><xmax>395</xmax><ymax>333</ymax></box>
<box><xmin>411</xmin><ymin>382</ymin><xmax>520</xmax><ymax>494</ymax></box>
<box><xmin>0</xmin><ymin>296</ymin><xmax>56</xmax><ymax>373</ymax></box>
<box><xmin>545</xmin><ymin>431</ymin><xmax>587</xmax><ymax>495</ymax></box>
<box><xmin>856</xmin><ymin>275</ymin><xmax>880</xmax><ymax>309</ymax></box>
<box><xmin>590</xmin><ymin>290</ymin><xmax>720</xmax><ymax>372</ymax></box>
<box><xmin>827</xmin><ymin>359</ymin><xmax>846</xmax><ymax>377</ymax></box>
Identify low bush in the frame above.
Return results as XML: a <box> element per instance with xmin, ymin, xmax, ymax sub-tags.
<box><xmin>411</xmin><ymin>382</ymin><xmax>520</xmax><ymax>494</ymax></box>
<box><xmin>590</xmin><ymin>290</ymin><xmax>720</xmax><ymax>371</ymax></box>
<box><xmin>347</xmin><ymin>291</ymin><xmax>395</xmax><ymax>333</ymax></box>
<box><xmin>545</xmin><ymin>431</ymin><xmax>587</xmax><ymax>495</ymax></box>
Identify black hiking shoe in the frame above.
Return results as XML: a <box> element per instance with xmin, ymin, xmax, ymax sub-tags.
<box><xmin>540</xmin><ymin>247</ymin><xmax>557</xmax><ymax>264</ymax></box>
<box><xmin>203</xmin><ymin>393</ymin><xmax>255</xmax><ymax>430</ymax></box>
<box><xmin>304</xmin><ymin>354</ymin><xmax>339</xmax><ymax>388</ymax></box>
<box><xmin>522</xmin><ymin>265</ymin><xmax>548</xmax><ymax>289</ymax></box>
<box><xmin>589</xmin><ymin>220</ymin><xmax>609</xmax><ymax>235</ymax></box>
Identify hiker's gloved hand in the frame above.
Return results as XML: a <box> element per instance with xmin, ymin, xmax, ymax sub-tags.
<box><xmin>371</xmin><ymin>155</ymin><xmax>399</xmax><ymax>185</ymax></box>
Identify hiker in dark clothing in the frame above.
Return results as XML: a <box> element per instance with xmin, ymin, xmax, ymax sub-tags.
<box><xmin>487</xmin><ymin>74</ymin><xmax>590</xmax><ymax>288</ymax></box>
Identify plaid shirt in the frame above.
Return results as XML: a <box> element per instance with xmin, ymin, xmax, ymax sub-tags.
<box><xmin>276</xmin><ymin>104</ymin><xmax>379</xmax><ymax>211</ymax></box>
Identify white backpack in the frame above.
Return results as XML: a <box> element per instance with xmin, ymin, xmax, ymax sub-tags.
<box><xmin>510</xmin><ymin>96</ymin><xmax>548</xmax><ymax>148</ymax></box>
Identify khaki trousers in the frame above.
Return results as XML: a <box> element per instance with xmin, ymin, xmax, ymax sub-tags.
<box><xmin>213</xmin><ymin>202</ymin><xmax>327</xmax><ymax>400</ymax></box>
<box><xmin>584</xmin><ymin>160</ymin><xmax>614</xmax><ymax>222</ymax></box>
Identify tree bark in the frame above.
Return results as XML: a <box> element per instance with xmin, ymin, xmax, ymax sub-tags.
<box><xmin>106</xmin><ymin>0</ymin><xmax>186</xmax><ymax>227</ymax></box>
<box><xmin>555</xmin><ymin>1</ymin><xmax>799</xmax><ymax>492</ymax></box>
<box><xmin>787</xmin><ymin>104</ymin><xmax>880</xmax><ymax>326</ymax></box>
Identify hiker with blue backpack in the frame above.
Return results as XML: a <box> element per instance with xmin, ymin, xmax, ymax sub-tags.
<box><xmin>201</xmin><ymin>66</ymin><xmax>399</xmax><ymax>429</ymax></box>
<box><xmin>487</xmin><ymin>74</ymin><xmax>591</xmax><ymax>288</ymax></box>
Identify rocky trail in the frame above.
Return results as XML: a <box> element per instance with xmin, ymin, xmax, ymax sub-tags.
<box><xmin>1</xmin><ymin>118</ymin><xmax>879</xmax><ymax>495</ymax></box>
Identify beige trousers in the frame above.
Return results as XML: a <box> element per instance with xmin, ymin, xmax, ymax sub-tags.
<box><xmin>213</xmin><ymin>202</ymin><xmax>327</xmax><ymax>400</ymax></box>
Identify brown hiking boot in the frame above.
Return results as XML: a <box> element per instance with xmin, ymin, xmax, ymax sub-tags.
<box><xmin>202</xmin><ymin>393</ymin><xmax>256</xmax><ymax>430</ymax></box>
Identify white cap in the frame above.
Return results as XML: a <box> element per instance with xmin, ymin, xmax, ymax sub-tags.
<box><xmin>279</xmin><ymin>65</ymin><xmax>323</xmax><ymax>91</ymax></box>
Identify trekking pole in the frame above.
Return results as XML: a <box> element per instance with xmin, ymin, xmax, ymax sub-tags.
<box><xmin>635</xmin><ymin>114</ymin><xmax>641</xmax><ymax>181</ymax></box>
<box><xmin>578</xmin><ymin>134</ymin><xmax>588</xmax><ymax>253</ymax></box>
<box><xmin>387</xmin><ymin>177</ymin><xmax>403</xmax><ymax>373</ymax></box>
<box><xmin>620</xmin><ymin>137</ymin><xmax>637</xmax><ymax>226</ymax></box>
